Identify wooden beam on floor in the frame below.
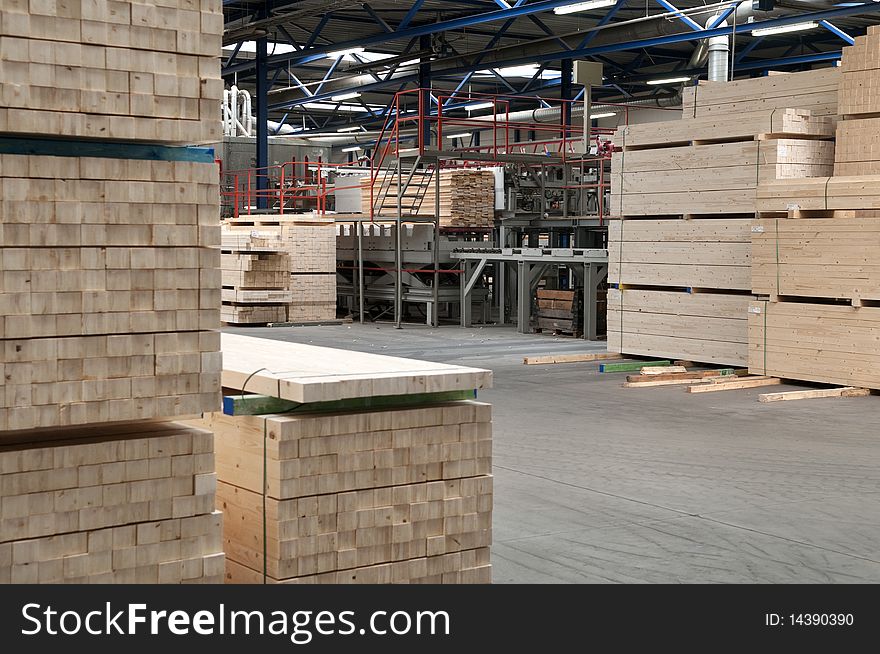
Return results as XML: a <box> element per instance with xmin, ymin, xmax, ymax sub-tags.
<box><xmin>758</xmin><ymin>387</ymin><xmax>871</xmax><ymax>403</ymax></box>
<box><xmin>687</xmin><ymin>376</ymin><xmax>782</xmax><ymax>393</ymax></box>
<box><xmin>623</xmin><ymin>376</ymin><xmax>727</xmax><ymax>388</ymax></box>
<box><xmin>640</xmin><ymin>365</ymin><xmax>688</xmax><ymax>375</ymax></box>
<box><xmin>522</xmin><ymin>352</ymin><xmax>623</xmax><ymax>365</ymax></box>
<box><xmin>626</xmin><ymin>369</ymin><xmax>737</xmax><ymax>383</ymax></box>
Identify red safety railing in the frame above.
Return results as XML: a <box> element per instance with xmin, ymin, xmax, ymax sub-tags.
<box><xmin>221</xmin><ymin>160</ymin><xmax>365</xmax><ymax>218</ymax></box>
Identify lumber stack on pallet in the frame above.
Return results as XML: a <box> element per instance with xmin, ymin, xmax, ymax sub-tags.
<box><xmin>0</xmin><ymin>421</ymin><xmax>224</xmax><ymax>583</ymax></box>
<box><xmin>191</xmin><ymin>333</ymin><xmax>493</xmax><ymax>584</ymax></box>
<box><xmin>223</xmin><ymin>216</ymin><xmax>337</xmax><ymax>322</ymax></box>
<box><xmin>534</xmin><ymin>289</ymin><xmax>582</xmax><ymax>336</ymax></box>
<box><xmin>360</xmin><ymin>169</ymin><xmax>495</xmax><ymax>226</ymax></box>
<box><xmin>608</xmin><ymin>68</ymin><xmax>838</xmax><ymax>367</ymax></box>
<box><xmin>750</xmin><ymin>30</ymin><xmax>880</xmax><ymax>390</ymax></box>
<box><xmin>681</xmin><ymin>67</ymin><xmax>840</xmax><ymax>119</ymax></box>
<box><xmin>220</xmin><ymin>233</ymin><xmax>292</xmax><ymax>325</ymax></box>
<box><xmin>0</xmin><ymin>0</ymin><xmax>223</xmax><ymax>144</ymax></box>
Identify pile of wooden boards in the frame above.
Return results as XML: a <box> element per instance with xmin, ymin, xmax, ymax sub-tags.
<box><xmin>220</xmin><ymin>232</ymin><xmax>292</xmax><ymax>325</ymax></box>
<box><xmin>223</xmin><ymin>215</ymin><xmax>337</xmax><ymax>322</ymax></box>
<box><xmin>0</xmin><ymin>422</ymin><xmax>224</xmax><ymax>583</ymax></box>
<box><xmin>361</xmin><ymin>169</ymin><xmax>495</xmax><ymax>226</ymax></box>
<box><xmin>192</xmin><ymin>333</ymin><xmax>493</xmax><ymax>584</ymax></box>
<box><xmin>0</xmin><ymin>1</ymin><xmax>224</xmax><ymax>584</ymax></box>
<box><xmin>534</xmin><ymin>289</ymin><xmax>582</xmax><ymax>336</ymax></box>
<box><xmin>608</xmin><ymin>68</ymin><xmax>838</xmax><ymax>367</ymax></box>
<box><xmin>0</xmin><ymin>0</ymin><xmax>223</xmax><ymax>144</ymax></box>
<box><xmin>750</xmin><ymin>28</ymin><xmax>880</xmax><ymax>389</ymax></box>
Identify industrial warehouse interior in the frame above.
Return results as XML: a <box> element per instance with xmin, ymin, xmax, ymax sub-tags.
<box><xmin>2</xmin><ymin>0</ymin><xmax>880</xmax><ymax>597</ymax></box>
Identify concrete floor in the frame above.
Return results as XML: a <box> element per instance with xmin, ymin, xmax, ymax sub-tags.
<box><xmin>226</xmin><ymin>323</ymin><xmax>880</xmax><ymax>583</ymax></box>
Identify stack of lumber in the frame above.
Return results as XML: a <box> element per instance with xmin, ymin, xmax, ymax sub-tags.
<box><xmin>608</xmin><ymin>68</ymin><xmax>837</xmax><ymax>367</ymax></box>
<box><xmin>0</xmin><ymin>422</ymin><xmax>224</xmax><ymax>583</ymax></box>
<box><xmin>751</xmin><ymin>30</ymin><xmax>880</xmax><ymax>390</ymax></box>
<box><xmin>0</xmin><ymin>1</ymin><xmax>223</xmax><ymax>584</ymax></box>
<box><xmin>191</xmin><ymin>333</ymin><xmax>494</xmax><ymax>584</ymax></box>
<box><xmin>0</xmin><ymin>0</ymin><xmax>223</xmax><ymax>144</ymax></box>
<box><xmin>220</xmin><ymin>232</ymin><xmax>292</xmax><ymax>325</ymax></box>
<box><xmin>681</xmin><ymin>67</ymin><xmax>840</xmax><ymax>119</ymax></box>
<box><xmin>361</xmin><ymin>169</ymin><xmax>495</xmax><ymax>226</ymax></box>
<box><xmin>534</xmin><ymin>289</ymin><xmax>582</xmax><ymax>335</ymax></box>
<box><xmin>224</xmin><ymin>215</ymin><xmax>337</xmax><ymax>322</ymax></box>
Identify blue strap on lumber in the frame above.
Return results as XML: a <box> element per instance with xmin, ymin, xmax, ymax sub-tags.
<box><xmin>0</xmin><ymin>136</ymin><xmax>215</xmax><ymax>163</ymax></box>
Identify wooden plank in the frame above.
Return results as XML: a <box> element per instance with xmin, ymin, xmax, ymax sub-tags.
<box><xmin>623</xmin><ymin>376</ymin><xmax>727</xmax><ymax>388</ymax></box>
<box><xmin>522</xmin><ymin>352</ymin><xmax>622</xmax><ymax>365</ymax></box>
<box><xmin>626</xmin><ymin>369</ymin><xmax>736</xmax><ymax>382</ymax></box>
<box><xmin>599</xmin><ymin>360</ymin><xmax>671</xmax><ymax>373</ymax></box>
<box><xmin>687</xmin><ymin>377</ymin><xmax>782</xmax><ymax>393</ymax></box>
<box><xmin>757</xmin><ymin>387</ymin><xmax>871</xmax><ymax>403</ymax></box>
<box><xmin>640</xmin><ymin>365</ymin><xmax>688</xmax><ymax>375</ymax></box>
<box><xmin>221</xmin><ymin>333</ymin><xmax>492</xmax><ymax>404</ymax></box>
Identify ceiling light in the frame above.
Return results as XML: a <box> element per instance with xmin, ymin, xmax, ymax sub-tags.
<box><xmin>465</xmin><ymin>102</ymin><xmax>495</xmax><ymax>112</ymax></box>
<box><xmin>750</xmin><ymin>21</ymin><xmax>818</xmax><ymax>37</ymax></box>
<box><xmin>331</xmin><ymin>91</ymin><xmax>361</xmax><ymax>102</ymax></box>
<box><xmin>337</xmin><ymin>125</ymin><xmax>362</xmax><ymax>132</ymax></box>
<box><xmin>553</xmin><ymin>0</ymin><xmax>616</xmax><ymax>15</ymax></box>
<box><xmin>646</xmin><ymin>76</ymin><xmax>692</xmax><ymax>85</ymax></box>
<box><xmin>590</xmin><ymin>112</ymin><xmax>616</xmax><ymax>119</ymax></box>
<box><xmin>445</xmin><ymin>132</ymin><xmax>472</xmax><ymax>139</ymax></box>
<box><xmin>326</xmin><ymin>47</ymin><xmax>365</xmax><ymax>59</ymax></box>
<box><xmin>342</xmin><ymin>146</ymin><xmax>363</xmax><ymax>152</ymax></box>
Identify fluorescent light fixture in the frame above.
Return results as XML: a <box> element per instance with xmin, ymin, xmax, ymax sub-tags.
<box><xmin>750</xmin><ymin>21</ymin><xmax>818</xmax><ymax>37</ymax></box>
<box><xmin>590</xmin><ymin>112</ymin><xmax>616</xmax><ymax>119</ymax></box>
<box><xmin>553</xmin><ymin>0</ymin><xmax>616</xmax><ymax>15</ymax></box>
<box><xmin>326</xmin><ymin>47</ymin><xmax>365</xmax><ymax>59</ymax></box>
<box><xmin>330</xmin><ymin>91</ymin><xmax>361</xmax><ymax>102</ymax></box>
<box><xmin>465</xmin><ymin>102</ymin><xmax>495</xmax><ymax>112</ymax></box>
<box><xmin>337</xmin><ymin>125</ymin><xmax>362</xmax><ymax>132</ymax></box>
<box><xmin>341</xmin><ymin>146</ymin><xmax>363</xmax><ymax>152</ymax></box>
<box><xmin>445</xmin><ymin>132</ymin><xmax>472</xmax><ymax>139</ymax></box>
<box><xmin>646</xmin><ymin>76</ymin><xmax>692</xmax><ymax>85</ymax></box>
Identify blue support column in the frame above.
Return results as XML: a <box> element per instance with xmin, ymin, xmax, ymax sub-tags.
<box><xmin>256</xmin><ymin>17</ymin><xmax>270</xmax><ymax>210</ymax></box>
<box><xmin>419</xmin><ymin>34</ymin><xmax>432</xmax><ymax>150</ymax></box>
<box><xmin>560</xmin><ymin>58</ymin><xmax>573</xmax><ymax>134</ymax></box>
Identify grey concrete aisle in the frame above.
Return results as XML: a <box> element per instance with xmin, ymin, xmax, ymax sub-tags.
<box><xmin>226</xmin><ymin>323</ymin><xmax>880</xmax><ymax>584</ymax></box>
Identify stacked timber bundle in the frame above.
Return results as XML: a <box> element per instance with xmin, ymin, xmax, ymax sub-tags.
<box><xmin>220</xmin><ymin>232</ymin><xmax>292</xmax><ymax>325</ymax></box>
<box><xmin>0</xmin><ymin>423</ymin><xmax>224</xmax><ymax>583</ymax></box>
<box><xmin>0</xmin><ymin>1</ymin><xmax>224</xmax><ymax>583</ymax></box>
<box><xmin>191</xmin><ymin>333</ymin><xmax>494</xmax><ymax>584</ymax></box>
<box><xmin>752</xmin><ymin>28</ymin><xmax>880</xmax><ymax>389</ymax></box>
<box><xmin>608</xmin><ymin>68</ymin><xmax>837</xmax><ymax>366</ymax></box>
<box><xmin>0</xmin><ymin>0</ymin><xmax>223</xmax><ymax>144</ymax></box>
<box><xmin>224</xmin><ymin>214</ymin><xmax>337</xmax><ymax>322</ymax></box>
<box><xmin>361</xmin><ymin>169</ymin><xmax>495</xmax><ymax>226</ymax></box>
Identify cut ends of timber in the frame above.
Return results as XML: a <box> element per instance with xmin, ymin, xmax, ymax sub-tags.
<box><xmin>758</xmin><ymin>387</ymin><xmax>871</xmax><ymax>403</ymax></box>
<box><xmin>687</xmin><ymin>376</ymin><xmax>782</xmax><ymax>393</ymax></box>
<box><xmin>523</xmin><ymin>352</ymin><xmax>623</xmax><ymax>365</ymax></box>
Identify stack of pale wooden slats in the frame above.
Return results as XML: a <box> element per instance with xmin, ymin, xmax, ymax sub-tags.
<box><xmin>751</xmin><ymin>29</ymin><xmax>880</xmax><ymax>389</ymax></box>
<box><xmin>224</xmin><ymin>215</ymin><xmax>337</xmax><ymax>322</ymax></box>
<box><xmin>361</xmin><ymin>169</ymin><xmax>495</xmax><ymax>226</ymax></box>
<box><xmin>608</xmin><ymin>68</ymin><xmax>838</xmax><ymax>367</ymax></box>
<box><xmin>0</xmin><ymin>422</ymin><xmax>223</xmax><ymax>583</ymax></box>
<box><xmin>220</xmin><ymin>232</ymin><xmax>292</xmax><ymax>325</ymax></box>
<box><xmin>0</xmin><ymin>0</ymin><xmax>223</xmax><ymax>145</ymax></box>
<box><xmin>0</xmin><ymin>1</ymin><xmax>224</xmax><ymax>584</ymax></box>
<box><xmin>194</xmin><ymin>333</ymin><xmax>493</xmax><ymax>584</ymax></box>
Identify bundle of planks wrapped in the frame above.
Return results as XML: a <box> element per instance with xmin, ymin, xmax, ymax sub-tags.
<box><xmin>608</xmin><ymin>68</ymin><xmax>838</xmax><ymax>367</ymax></box>
<box><xmin>751</xmin><ymin>28</ymin><xmax>880</xmax><ymax>389</ymax></box>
